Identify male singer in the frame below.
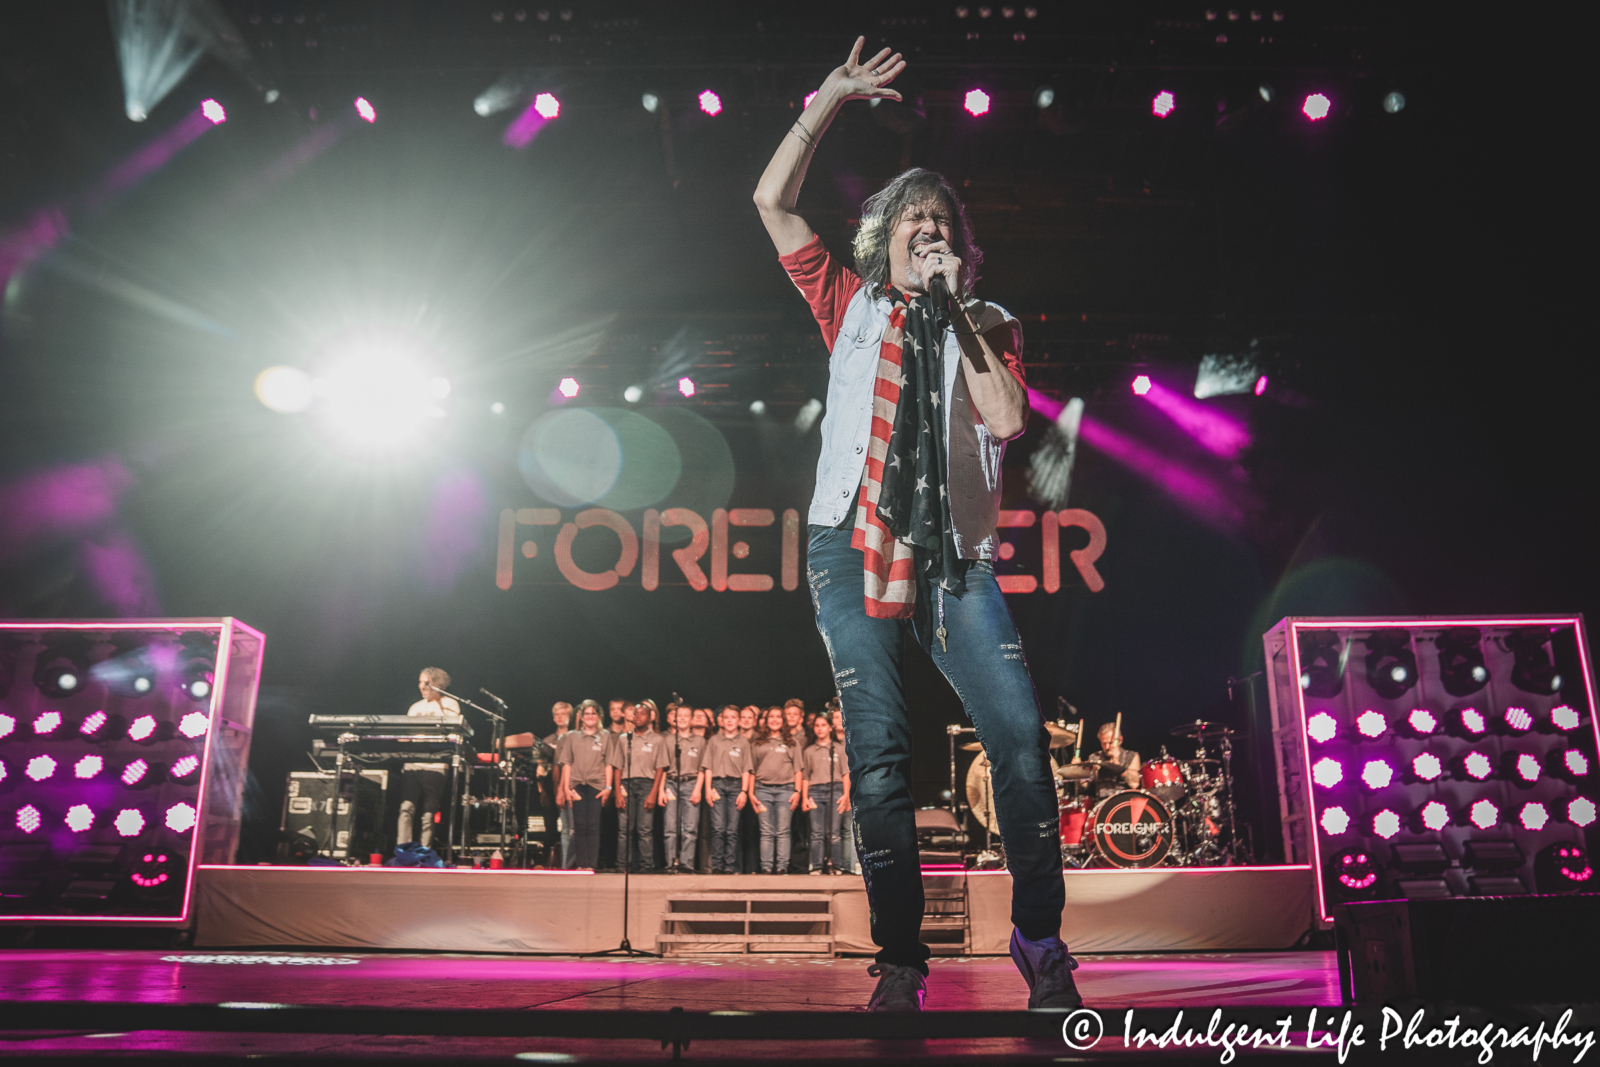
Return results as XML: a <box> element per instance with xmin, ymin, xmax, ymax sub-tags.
<box><xmin>398</xmin><ymin>667</ymin><xmax>462</xmax><ymax>849</ymax></box>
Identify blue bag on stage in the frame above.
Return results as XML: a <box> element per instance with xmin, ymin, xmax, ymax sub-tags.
<box><xmin>389</xmin><ymin>842</ymin><xmax>447</xmax><ymax>868</ymax></box>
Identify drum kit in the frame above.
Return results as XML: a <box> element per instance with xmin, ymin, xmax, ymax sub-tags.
<box><xmin>955</xmin><ymin>714</ymin><xmax>1245</xmax><ymax>869</ymax></box>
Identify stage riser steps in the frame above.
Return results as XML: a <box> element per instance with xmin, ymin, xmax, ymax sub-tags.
<box><xmin>662</xmin><ymin>891</ymin><xmax>833</xmax><ymax>956</ymax></box>
<box><xmin>922</xmin><ymin>874</ymin><xmax>971</xmax><ymax>956</ymax></box>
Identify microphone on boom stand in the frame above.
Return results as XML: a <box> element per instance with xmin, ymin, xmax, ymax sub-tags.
<box><xmin>481</xmin><ymin>687</ymin><xmax>507</xmax><ymax>706</ymax></box>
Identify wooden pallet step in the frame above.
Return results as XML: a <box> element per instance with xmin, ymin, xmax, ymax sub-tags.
<box><xmin>657</xmin><ymin>933</ymin><xmax>835</xmax><ymax>944</ymax></box>
<box><xmin>662</xmin><ymin>912</ymin><xmax>833</xmax><ymax>923</ymax></box>
<box><xmin>664</xmin><ymin>893</ymin><xmax>835</xmax><ymax>902</ymax></box>
<box><xmin>919</xmin><ymin>916</ymin><xmax>968</xmax><ymax>928</ymax></box>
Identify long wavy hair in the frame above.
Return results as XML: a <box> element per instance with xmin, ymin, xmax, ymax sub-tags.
<box><xmin>852</xmin><ymin>168</ymin><xmax>982</xmax><ymax>296</ymax></box>
<box><xmin>755</xmin><ymin>705</ymin><xmax>796</xmax><ymax>747</ymax></box>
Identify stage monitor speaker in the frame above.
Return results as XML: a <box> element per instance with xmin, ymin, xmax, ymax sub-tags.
<box><xmin>280</xmin><ymin>771</ymin><xmax>384</xmax><ymax>861</ymax></box>
<box><xmin>1336</xmin><ymin>894</ymin><xmax>1600</xmax><ymax>1004</ymax></box>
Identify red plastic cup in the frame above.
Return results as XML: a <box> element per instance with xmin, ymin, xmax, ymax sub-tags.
<box><xmin>489</xmin><ymin>854</ymin><xmax>503</xmax><ymax>869</ymax></box>
<box><xmin>369</xmin><ymin>853</ymin><xmax>383</xmax><ymax>866</ymax></box>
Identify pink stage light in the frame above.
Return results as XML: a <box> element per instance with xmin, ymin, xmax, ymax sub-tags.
<box><xmin>1463</xmin><ymin>751</ymin><xmax>1493</xmax><ymax>780</ymax></box>
<box><xmin>1569</xmin><ymin>797</ymin><xmax>1598</xmax><ymax>828</ymax></box>
<box><xmin>201</xmin><ymin>99</ymin><xmax>226</xmax><ymax>124</ymax></box>
<box><xmin>1419</xmin><ymin>800</ymin><xmax>1450</xmax><ymax>831</ymax></box>
<box><xmin>1135</xmin><ymin>378</ymin><xmax>1252</xmax><ymax>458</ymax></box>
<box><xmin>1360</xmin><ymin>760</ymin><xmax>1394</xmax><ymax>790</ymax></box>
<box><xmin>804</xmin><ymin>91</ymin><xmax>818</xmax><ymax>107</ymax></box>
<box><xmin>1336</xmin><ymin>852</ymin><xmax>1376</xmax><ymax>889</ymax></box>
<box><xmin>80</xmin><ymin>710</ymin><xmax>108</xmax><ymax>736</ymax></box>
<box><xmin>128</xmin><ymin>714</ymin><xmax>157</xmax><ymax>741</ymax></box>
<box><xmin>1469</xmin><ymin>798</ymin><xmax>1499</xmax><ymax>829</ymax></box>
<box><xmin>1459</xmin><ymin>708</ymin><xmax>1487</xmax><ymax>736</ymax></box>
<box><xmin>17</xmin><ymin>805</ymin><xmax>42</xmax><ymax>834</ymax></box>
<box><xmin>698</xmin><ymin>90</ymin><xmax>722</xmax><ymax>116</ymax></box>
<box><xmin>1411</xmin><ymin>752</ymin><xmax>1443</xmax><ymax>781</ymax></box>
<box><xmin>1407</xmin><ymin>708</ymin><xmax>1438</xmax><ymax>735</ymax></box>
<box><xmin>1551</xmin><ymin>705</ymin><xmax>1582</xmax><ymax>731</ymax></box>
<box><xmin>0</xmin><ymin>713</ymin><xmax>13</xmax><ymax>739</ymax></box>
<box><xmin>1302</xmin><ymin>93</ymin><xmax>1331</xmax><ymax>121</ymax></box>
<box><xmin>170</xmin><ymin>754</ymin><xmax>201</xmax><ymax>780</ymax></box>
<box><xmin>121</xmin><ymin>759</ymin><xmax>149</xmax><ymax>786</ymax></box>
<box><xmin>65</xmin><ymin>803</ymin><xmax>95</xmax><ymax>833</ymax></box>
<box><xmin>557</xmin><ymin>377</ymin><xmax>581</xmax><ymax>399</ymax></box>
<box><xmin>1356</xmin><ymin>710</ymin><xmax>1387</xmax><ymax>738</ymax></box>
<box><xmin>1131</xmin><ymin>375</ymin><xmax>1152</xmax><ymax>396</ymax></box>
<box><xmin>678</xmin><ymin>376</ymin><xmax>696</xmax><ymax>398</ymax></box>
<box><xmin>74</xmin><ymin>754</ymin><xmax>104</xmax><ymax>780</ymax></box>
<box><xmin>165</xmin><ymin>801</ymin><xmax>198</xmax><ymax>833</ymax></box>
<box><xmin>533</xmin><ymin>92</ymin><xmax>560</xmax><ymax>120</ymax></box>
<box><xmin>1514</xmin><ymin>752</ymin><xmax>1541</xmax><ymax>783</ymax></box>
<box><xmin>1565</xmin><ymin>750</ymin><xmax>1590</xmax><ymax>777</ymax></box>
<box><xmin>1519</xmin><ymin>802</ymin><xmax>1551</xmax><ymax>832</ymax></box>
<box><xmin>964</xmin><ymin>89</ymin><xmax>992</xmax><ymax>117</ymax></box>
<box><xmin>1253</xmin><ymin>375</ymin><xmax>1268</xmax><ymax>396</ymax></box>
<box><xmin>25</xmin><ymin>755</ymin><xmax>56</xmax><ymax>782</ymax></box>
<box><xmin>1372</xmin><ymin>809</ymin><xmax>1401</xmax><ymax>840</ymax></box>
<box><xmin>1151</xmin><ymin>90</ymin><xmax>1176</xmax><ymax>118</ymax></box>
<box><xmin>115</xmin><ymin>808</ymin><xmax>146</xmax><ymax>837</ymax></box>
<box><xmin>1504</xmin><ymin>707</ymin><xmax>1534</xmax><ymax>732</ymax></box>
<box><xmin>1319</xmin><ymin>806</ymin><xmax>1350</xmax><ymax>835</ymax></box>
<box><xmin>0</xmin><ymin>760</ymin><xmax>6</xmax><ymax>783</ymax></box>
<box><xmin>179</xmin><ymin>711</ymin><xmax>210</xmax><ymax>739</ymax></box>
<box><xmin>1306</xmin><ymin>711</ymin><xmax>1338</xmax><ymax>743</ymax></box>
<box><xmin>33</xmin><ymin>711</ymin><xmax>63</xmax><ymax>735</ymax></box>
<box><xmin>354</xmin><ymin>97</ymin><xmax>377</xmax><ymax>123</ymax></box>
<box><xmin>1312</xmin><ymin>757</ymin><xmax>1343</xmax><ymax>788</ymax></box>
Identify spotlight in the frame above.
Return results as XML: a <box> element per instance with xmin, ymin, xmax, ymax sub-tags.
<box><xmin>1298</xmin><ymin>632</ymin><xmax>1346</xmax><ymax>698</ymax></box>
<box><xmin>1364</xmin><ymin>629</ymin><xmax>1417</xmax><ymax>699</ymax></box>
<box><xmin>1306</xmin><ymin>711</ymin><xmax>1338</xmax><ymax>743</ymax></box>
<box><xmin>963</xmin><ymin>89</ymin><xmax>991</xmax><ymax>117</ymax></box>
<box><xmin>1468</xmin><ymin>798</ymin><xmax>1499</xmax><ymax>829</ymax></box>
<box><xmin>200</xmin><ymin>98</ymin><xmax>226</xmax><ymax>124</ymax></box>
<box><xmin>698</xmin><ymin>90</ymin><xmax>722</xmax><ymax>116</ymax></box>
<box><xmin>1360</xmin><ymin>759</ymin><xmax>1394</xmax><ymax>790</ymax></box>
<box><xmin>131</xmin><ymin>851</ymin><xmax>180</xmax><ymax>893</ymax></box>
<box><xmin>128</xmin><ymin>714</ymin><xmax>159</xmax><ymax>743</ymax></box>
<box><xmin>1193</xmin><ymin>352</ymin><xmax>1263</xmax><ymax>399</ymax></box>
<box><xmin>1506</xmin><ymin>627</ymin><xmax>1562</xmax><ymax>695</ymax></box>
<box><xmin>1258</xmin><ymin>84</ymin><xmax>1275</xmax><ymax>103</ymax></box>
<box><xmin>1151</xmin><ymin>90</ymin><xmax>1176</xmax><ymax>118</ymax></box>
<box><xmin>121</xmin><ymin>758</ymin><xmax>151</xmax><ymax>787</ymax></box>
<box><xmin>178</xmin><ymin>711</ymin><xmax>209</xmax><ymax>739</ymax></box>
<box><xmin>1560</xmin><ymin>749</ymin><xmax>1590</xmax><ymax>778</ymax></box>
<box><xmin>114</xmin><ymin>808</ymin><xmax>146</xmax><ymax>837</ymax></box>
<box><xmin>749</xmin><ymin>399</ymin><xmax>766</xmax><ymax>416</ymax></box>
<box><xmin>1328</xmin><ymin>847</ymin><xmax>1378</xmax><ymax>899</ymax></box>
<box><xmin>178</xmin><ymin>632</ymin><xmax>217</xmax><ymax>701</ymax></box>
<box><xmin>1319</xmin><ymin>806</ymin><xmax>1350</xmax><ymax>835</ymax></box>
<box><xmin>1382</xmin><ymin>91</ymin><xmax>1406</xmax><ymax>114</ymax></box>
<box><xmin>1254</xmin><ymin>375</ymin><xmax>1268</xmax><ymax>395</ymax></box>
<box><xmin>1462</xmin><ymin>751</ymin><xmax>1493</xmax><ymax>781</ymax></box>
<box><xmin>1404</xmin><ymin>708</ymin><xmax>1439</xmax><ymax>736</ymax></box>
<box><xmin>1302</xmin><ymin>93</ymin><xmax>1331</xmax><ymax>121</ymax></box>
<box><xmin>1034</xmin><ymin>86</ymin><xmax>1055</xmax><ymax>108</ymax></box>
<box><xmin>1410</xmin><ymin>752</ymin><xmax>1443</xmax><ymax>782</ymax></box>
<box><xmin>623</xmin><ymin>385</ymin><xmax>643</xmax><ymax>404</ymax></box>
<box><xmin>0</xmin><ymin>712</ymin><xmax>13</xmax><ymax>739</ymax></box>
<box><xmin>1536</xmin><ymin>842</ymin><xmax>1593</xmax><ymax>892</ymax></box>
<box><xmin>79</xmin><ymin>710</ymin><xmax>121</xmax><ymax>740</ymax></box>
<box><xmin>17</xmin><ymin>805</ymin><xmax>42</xmax><ymax>834</ymax></box>
<box><xmin>1503</xmin><ymin>707</ymin><xmax>1534</xmax><ymax>734</ymax></box>
<box><xmin>1355</xmin><ymin>710</ymin><xmax>1387</xmax><ymax>739</ymax></box>
<box><xmin>254</xmin><ymin>366</ymin><xmax>316</xmax><ymax>414</ymax></box>
<box><xmin>74</xmin><ymin>754</ymin><xmax>105</xmax><ymax>780</ymax></box>
<box><xmin>1454</xmin><ymin>707</ymin><xmax>1488</xmax><ymax>738</ymax></box>
<box><xmin>1510</xmin><ymin>752</ymin><xmax>1541</xmax><ymax>784</ymax></box>
<box><xmin>354</xmin><ymin>97</ymin><xmax>377</xmax><ymax>123</ymax></box>
<box><xmin>677</xmin><ymin>377</ymin><xmax>696</xmax><ymax>398</ymax></box>
<box><xmin>65</xmin><ymin>804</ymin><xmax>95</xmax><ymax>833</ymax></box>
<box><xmin>0</xmin><ymin>760</ymin><xmax>6</xmax><ymax>783</ymax></box>
<box><xmin>34</xmin><ymin>635</ymin><xmax>92</xmax><ymax>700</ymax></box>
<box><xmin>1551</xmin><ymin>705</ymin><xmax>1583</xmax><ymax>731</ymax></box>
<box><xmin>99</xmin><ymin>637</ymin><xmax>158</xmax><ymax>699</ymax></box>
<box><xmin>165</xmin><ymin>801</ymin><xmax>198</xmax><ymax>833</ymax></box>
<box><xmin>25</xmin><ymin>754</ymin><xmax>57</xmax><ymax>781</ymax></box>
<box><xmin>1418</xmin><ymin>801</ymin><xmax>1450</xmax><ymax>832</ymax></box>
<box><xmin>474</xmin><ymin>74</ymin><xmax>525</xmax><ymax>117</ymax></box>
<box><xmin>170</xmin><ymin>754</ymin><xmax>201</xmax><ymax>781</ymax></box>
<box><xmin>642</xmin><ymin>92</ymin><xmax>660</xmax><ymax>113</ymax></box>
<box><xmin>1570</xmin><ymin>797</ymin><xmax>1598</xmax><ymax>828</ymax></box>
<box><xmin>558</xmin><ymin>376</ymin><xmax>581</xmax><ymax>399</ymax></box>
<box><xmin>1436</xmin><ymin>627</ymin><xmax>1489</xmax><ymax>697</ymax></box>
<box><xmin>1311</xmin><ymin>757</ymin><xmax>1343</xmax><ymax>788</ymax></box>
<box><xmin>110</xmin><ymin>0</ymin><xmax>207</xmax><ymax>121</ymax></box>
<box><xmin>795</xmin><ymin>398</ymin><xmax>823</xmax><ymax>434</ymax></box>
<box><xmin>532</xmin><ymin>92</ymin><xmax>560</xmax><ymax>120</ymax></box>
<box><xmin>1131</xmin><ymin>374</ymin><xmax>1152</xmax><ymax>395</ymax></box>
<box><xmin>32</xmin><ymin>710</ymin><xmax>63</xmax><ymax>736</ymax></box>
<box><xmin>1372</xmin><ymin>809</ymin><xmax>1402</xmax><ymax>840</ymax></box>
<box><xmin>1519</xmin><ymin>801</ymin><xmax>1551</xmax><ymax>831</ymax></box>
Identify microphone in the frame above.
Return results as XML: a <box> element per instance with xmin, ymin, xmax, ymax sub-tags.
<box><xmin>481</xmin><ymin>687</ymin><xmax>507</xmax><ymax>705</ymax></box>
<box><xmin>929</xmin><ymin>274</ymin><xmax>952</xmax><ymax>330</ymax></box>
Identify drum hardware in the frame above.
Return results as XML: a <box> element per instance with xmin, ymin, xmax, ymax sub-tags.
<box><xmin>959</xmin><ymin>741</ymin><xmax>985</xmax><ymax>752</ymax></box>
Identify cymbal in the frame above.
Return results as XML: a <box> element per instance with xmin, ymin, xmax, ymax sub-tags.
<box><xmin>960</xmin><ymin>741</ymin><xmax>985</xmax><ymax>752</ymax></box>
<box><xmin>1045</xmin><ymin>723</ymin><xmax>1077</xmax><ymax>745</ymax></box>
<box><xmin>1171</xmin><ymin>720</ymin><xmax>1234</xmax><ymax>739</ymax></box>
<box><xmin>1054</xmin><ymin>764</ymin><xmax>1095</xmax><ymax>780</ymax></box>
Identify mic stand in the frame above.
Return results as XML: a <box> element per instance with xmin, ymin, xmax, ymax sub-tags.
<box><xmin>433</xmin><ymin>687</ymin><xmax>501</xmax><ymax>866</ymax></box>
<box><xmin>584</xmin><ymin>727</ymin><xmax>659</xmax><ymax>958</ymax></box>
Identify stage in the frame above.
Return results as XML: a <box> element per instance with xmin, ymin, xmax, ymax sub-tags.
<box><xmin>191</xmin><ymin>863</ymin><xmax>1317</xmax><ymax>955</ymax></box>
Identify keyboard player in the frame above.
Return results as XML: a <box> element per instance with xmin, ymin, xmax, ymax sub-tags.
<box><xmin>398</xmin><ymin>667</ymin><xmax>463</xmax><ymax>849</ymax></box>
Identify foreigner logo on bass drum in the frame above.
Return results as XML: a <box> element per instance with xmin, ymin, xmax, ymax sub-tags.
<box><xmin>1087</xmin><ymin>790</ymin><xmax>1174</xmax><ymax>868</ymax></box>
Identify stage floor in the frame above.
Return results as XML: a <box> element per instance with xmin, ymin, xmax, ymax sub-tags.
<box><xmin>0</xmin><ymin>948</ymin><xmax>1340</xmax><ymax>1062</ymax></box>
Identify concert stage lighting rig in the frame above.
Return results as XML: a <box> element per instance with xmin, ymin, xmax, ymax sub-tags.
<box><xmin>0</xmin><ymin>619</ymin><xmax>263</xmax><ymax>928</ymax></box>
<box><xmin>1264</xmin><ymin>615</ymin><xmax>1597</xmax><ymax>923</ymax></box>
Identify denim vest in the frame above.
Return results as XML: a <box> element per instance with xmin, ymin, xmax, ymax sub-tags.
<box><xmin>808</xmin><ymin>286</ymin><xmax>1017</xmax><ymax>559</ymax></box>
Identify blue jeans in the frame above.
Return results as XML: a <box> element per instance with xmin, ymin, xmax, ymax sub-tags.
<box><xmin>708</xmin><ymin>776</ymin><xmax>742</xmax><ymax>871</ymax></box>
<box><xmin>662</xmin><ymin>778</ymin><xmax>699</xmax><ymax>869</ymax></box>
<box><xmin>616</xmin><ymin>776</ymin><xmax>655</xmax><ymax>871</ymax></box>
<box><xmin>754</xmin><ymin>783</ymin><xmax>794</xmax><ymax>872</ymax></box>
<box><xmin>808</xmin><ymin>781</ymin><xmax>846</xmax><ymax>870</ymax></box>
<box><xmin>807</xmin><ymin>523</ymin><xmax>1064</xmax><ymax>971</ymax></box>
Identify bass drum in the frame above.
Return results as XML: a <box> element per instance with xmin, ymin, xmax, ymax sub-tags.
<box><xmin>1084</xmin><ymin>789</ymin><xmax>1174</xmax><ymax>869</ymax></box>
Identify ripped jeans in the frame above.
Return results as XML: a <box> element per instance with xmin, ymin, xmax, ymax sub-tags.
<box><xmin>807</xmin><ymin>524</ymin><xmax>1064</xmax><ymax>973</ymax></box>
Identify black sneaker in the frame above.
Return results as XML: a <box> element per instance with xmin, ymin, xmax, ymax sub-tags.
<box><xmin>866</xmin><ymin>963</ymin><xmax>926</xmax><ymax>1012</ymax></box>
<box><xmin>1008</xmin><ymin>929</ymin><xmax>1082</xmax><ymax>1009</ymax></box>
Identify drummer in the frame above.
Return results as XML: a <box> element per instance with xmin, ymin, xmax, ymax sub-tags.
<box><xmin>1085</xmin><ymin>722</ymin><xmax>1140</xmax><ymax>800</ymax></box>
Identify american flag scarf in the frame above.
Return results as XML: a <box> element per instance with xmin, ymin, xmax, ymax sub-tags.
<box><xmin>851</xmin><ymin>287</ymin><xmax>967</xmax><ymax>619</ymax></box>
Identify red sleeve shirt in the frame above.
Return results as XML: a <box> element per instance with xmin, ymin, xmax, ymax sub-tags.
<box><xmin>778</xmin><ymin>235</ymin><xmax>864</xmax><ymax>351</ymax></box>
